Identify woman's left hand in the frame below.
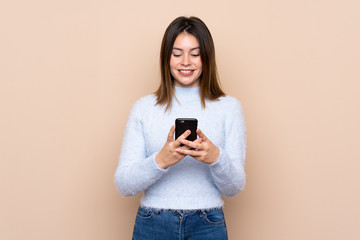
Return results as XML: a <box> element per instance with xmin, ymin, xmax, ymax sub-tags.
<box><xmin>175</xmin><ymin>129</ymin><xmax>220</xmax><ymax>164</ymax></box>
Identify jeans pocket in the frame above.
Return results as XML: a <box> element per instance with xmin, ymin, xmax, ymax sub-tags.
<box><xmin>203</xmin><ymin>209</ymin><xmax>225</xmax><ymax>226</ymax></box>
<box><xmin>136</xmin><ymin>207</ymin><xmax>155</xmax><ymax>220</ymax></box>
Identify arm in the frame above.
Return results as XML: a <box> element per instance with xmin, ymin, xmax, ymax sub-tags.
<box><xmin>209</xmin><ymin>100</ymin><xmax>246</xmax><ymax>197</ymax></box>
<box><xmin>114</xmin><ymin>100</ymin><xmax>167</xmax><ymax>196</ymax></box>
<box><xmin>176</xmin><ymin>100</ymin><xmax>246</xmax><ymax>197</ymax></box>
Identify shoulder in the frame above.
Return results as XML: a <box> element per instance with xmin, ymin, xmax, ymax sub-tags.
<box><xmin>216</xmin><ymin>96</ymin><xmax>245</xmax><ymax>123</ymax></box>
<box><xmin>131</xmin><ymin>94</ymin><xmax>157</xmax><ymax>109</ymax></box>
<box><xmin>217</xmin><ymin>96</ymin><xmax>246</xmax><ymax>131</ymax></box>
<box><xmin>216</xmin><ymin>95</ymin><xmax>243</xmax><ymax>110</ymax></box>
<box><xmin>129</xmin><ymin>94</ymin><xmax>160</xmax><ymax>117</ymax></box>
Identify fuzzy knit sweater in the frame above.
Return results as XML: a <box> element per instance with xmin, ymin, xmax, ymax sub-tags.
<box><xmin>114</xmin><ymin>86</ymin><xmax>246</xmax><ymax>210</ymax></box>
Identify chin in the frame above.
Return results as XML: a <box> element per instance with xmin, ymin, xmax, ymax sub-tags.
<box><xmin>174</xmin><ymin>77</ymin><xmax>200</xmax><ymax>87</ymax></box>
<box><xmin>177</xmin><ymin>81</ymin><xmax>199</xmax><ymax>87</ymax></box>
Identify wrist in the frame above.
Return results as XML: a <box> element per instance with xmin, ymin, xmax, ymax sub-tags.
<box><xmin>209</xmin><ymin>146</ymin><xmax>220</xmax><ymax>164</ymax></box>
<box><xmin>155</xmin><ymin>153</ymin><xmax>168</xmax><ymax>169</ymax></box>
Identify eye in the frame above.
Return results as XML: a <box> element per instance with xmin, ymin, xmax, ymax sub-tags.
<box><xmin>172</xmin><ymin>53</ymin><xmax>182</xmax><ymax>57</ymax></box>
<box><xmin>191</xmin><ymin>54</ymin><xmax>200</xmax><ymax>57</ymax></box>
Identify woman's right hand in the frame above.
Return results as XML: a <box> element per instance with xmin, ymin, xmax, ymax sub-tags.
<box><xmin>156</xmin><ymin>125</ymin><xmax>201</xmax><ymax>169</ymax></box>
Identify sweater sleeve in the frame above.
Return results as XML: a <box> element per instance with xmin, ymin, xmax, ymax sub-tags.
<box><xmin>209</xmin><ymin>99</ymin><xmax>246</xmax><ymax>197</ymax></box>
<box><xmin>114</xmin><ymin>99</ymin><xmax>168</xmax><ymax>196</ymax></box>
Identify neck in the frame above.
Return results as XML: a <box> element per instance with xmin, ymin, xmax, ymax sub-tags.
<box><xmin>173</xmin><ymin>85</ymin><xmax>200</xmax><ymax>103</ymax></box>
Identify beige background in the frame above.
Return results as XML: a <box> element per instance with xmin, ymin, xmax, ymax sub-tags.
<box><xmin>1</xmin><ymin>0</ymin><xmax>359</xmax><ymax>239</ymax></box>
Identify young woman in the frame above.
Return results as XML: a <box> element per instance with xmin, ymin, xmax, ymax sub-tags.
<box><xmin>114</xmin><ymin>16</ymin><xmax>246</xmax><ymax>240</ymax></box>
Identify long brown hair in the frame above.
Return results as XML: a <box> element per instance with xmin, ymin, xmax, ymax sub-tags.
<box><xmin>154</xmin><ymin>16</ymin><xmax>225</xmax><ymax>111</ymax></box>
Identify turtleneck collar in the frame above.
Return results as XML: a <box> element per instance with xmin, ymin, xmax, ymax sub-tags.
<box><xmin>173</xmin><ymin>85</ymin><xmax>200</xmax><ymax>102</ymax></box>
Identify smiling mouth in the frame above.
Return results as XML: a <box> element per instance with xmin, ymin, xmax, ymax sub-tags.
<box><xmin>178</xmin><ymin>69</ymin><xmax>195</xmax><ymax>76</ymax></box>
<box><xmin>179</xmin><ymin>69</ymin><xmax>194</xmax><ymax>73</ymax></box>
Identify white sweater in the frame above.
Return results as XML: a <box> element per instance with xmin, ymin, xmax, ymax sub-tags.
<box><xmin>114</xmin><ymin>86</ymin><xmax>246</xmax><ymax>210</ymax></box>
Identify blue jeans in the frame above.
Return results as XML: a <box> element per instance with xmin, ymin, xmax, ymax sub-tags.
<box><xmin>132</xmin><ymin>206</ymin><xmax>228</xmax><ymax>240</ymax></box>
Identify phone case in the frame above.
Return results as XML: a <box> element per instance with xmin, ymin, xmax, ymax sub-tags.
<box><xmin>175</xmin><ymin>118</ymin><xmax>198</xmax><ymax>142</ymax></box>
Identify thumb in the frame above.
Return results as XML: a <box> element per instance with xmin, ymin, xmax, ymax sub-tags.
<box><xmin>167</xmin><ymin>125</ymin><xmax>175</xmax><ymax>142</ymax></box>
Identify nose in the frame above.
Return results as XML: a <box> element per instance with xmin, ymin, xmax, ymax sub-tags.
<box><xmin>181</xmin><ymin>54</ymin><xmax>190</xmax><ymax>66</ymax></box>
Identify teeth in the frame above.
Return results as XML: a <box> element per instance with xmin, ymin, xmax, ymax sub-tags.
<box><xmin>180</xmin><ymin>70</ymin><xmax>192</xmax><ymax>73</ymax></box>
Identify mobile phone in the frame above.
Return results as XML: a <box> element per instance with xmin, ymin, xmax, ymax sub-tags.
<box><xmin>175</xmin><ymin>118</ymin><xmax>198</xmax><ymax>143</ymax></box>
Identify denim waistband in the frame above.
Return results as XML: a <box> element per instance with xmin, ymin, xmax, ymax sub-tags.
<box><xmin>139</xmin><ymin>205</ymin><xmax>222</xmax><ymax>214</ymax></box>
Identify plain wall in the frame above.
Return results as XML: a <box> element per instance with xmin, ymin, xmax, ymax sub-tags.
<box><xmin>1</xmin><ymin>0</ymin><xmax>359</xmax><ymax>239</ymax></box>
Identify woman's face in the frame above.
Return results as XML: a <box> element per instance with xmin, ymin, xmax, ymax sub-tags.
<box><xmin>170</xmin><ymin>32</ymin><xmax>202</xmax><ymax>87</ymax></box>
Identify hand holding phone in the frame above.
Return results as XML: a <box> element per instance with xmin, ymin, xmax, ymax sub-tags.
<box><xmin>156</xmin><ymin>125</ymin><xmax>194</xmax><ymax>169</ymax></box>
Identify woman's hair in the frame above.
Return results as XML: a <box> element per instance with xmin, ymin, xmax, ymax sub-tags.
<box><xmin>154</xmin><ymin>16</ymin><xmax>225</xmax><ymax>111</ymax></box>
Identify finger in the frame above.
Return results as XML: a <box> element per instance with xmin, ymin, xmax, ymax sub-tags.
<box><xmin>180</xmin><ymin>129</ymin><xmax>192</xmax><ymax>139</ymax></box>
<box><xmin>175</xmin><ymin>148</ymin><xmax>203</xmax><ymax>157</ymax></box>
<box><xmin>196</xmin><ymin>129</ymin><xmax>208</xmax><ymax>141</ymax></box>
<box><xmin>180</xmin><ymin>138</ymin><xmax>202</xmax><ymax>151</ymax></box>
<box><xmin>167</xmin><ymin>125</ymin><xmax>175</xmax><ymax>142</ymax></box>
<box><xmin>174</xmin><ymin>130</ymin><xmax>191</xmax><ymax>147</ymax></box>
<box><xmin>180</xmin><ymin>138</ymin><xmax>202</xmax><ymax>150</ymax></box>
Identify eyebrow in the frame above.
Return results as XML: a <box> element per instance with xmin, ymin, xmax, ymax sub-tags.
<box><xmin>172</xmin><ymin>47</ymin><xmax>200</xmax><ymax>51</ymax></box>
